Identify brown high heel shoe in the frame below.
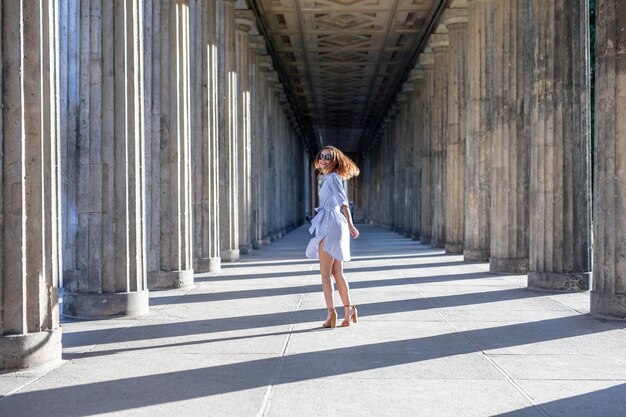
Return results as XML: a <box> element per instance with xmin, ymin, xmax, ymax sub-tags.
<box><xmin>322</xmin><ymin>308</ymin><xmax>337</xmax><ymax>328</ymax></box>
<box><xmin>340</xmin><ymin>305</ymin><xmax>358</xmax><ymax>327</ymax></box>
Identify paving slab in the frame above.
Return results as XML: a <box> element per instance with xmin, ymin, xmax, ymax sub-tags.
<box><xmin>1</xmin><ymin>224</ymin><xmax>625</xmax><ymax>417</ymax></box>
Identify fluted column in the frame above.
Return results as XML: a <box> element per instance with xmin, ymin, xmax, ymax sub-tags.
<box><xmin>592</xmin><ymin>0</ymin><xmax>626</xmax><ymax>318</ymax></box>
<box><xmin>393</xmin><ymin>97</ymin><xmax>406</xmax><ymax>233</ymax></box>
<box><xmin>528</xmin><ymin>0</ymin><xmax>591</xmax><ymax>291</ymax></box>
<box><xmin>489</xmin><ymin>0</ymin><xmax>530</xmax><ymax>273</ymax></box>
<box><xmin>146</xmin><ymin>0</ymin><xmax>194</xmax><ymax>289</ymax></box>
<box><xmin>0</xmin><ymin>0</ymin><xmax>61</xmax><ymax>369</ymax></box>
<box><xmin>443</xmin><ymin>6</ymin><xmax>467</xmax><ymax>255</ymax></box>
<box><xmin>411</xmin><ymin>67</ymin><xmax>425</xmax><ymax>241</ymax></box>
<box><xmin>402</xmin><ymin>77</ymin><xmax>417</xmax><ymax>238</ymax></box>
<box><xmin>217</xmin><ymin>0</ymin><xmax>239</xmax><ymax>261</ymax></box>
<box><xmin>429</xmin><ymin>28</ymin><xmax>449</xmax><ymax>248</ymax></box>
<box><xmin>465</xmin><ymin>0</ymin><xmax>493</xmax><ymax>261</ymax></box>
<box><xmin>61</xmin><ymin>0</ymin><xmax>148</xmax><ymax>318</ymax></box>
<box><xmin>250</xmin><ymin>36</ymin><xmax>265</xmax><ymax>249</ymax></box>
<box><xmin>260</xmin><ymin>64</ymin><xmax>275</xmax><ymax>244</ymax></box>
<box><xmin>419</xmin><ymin>50</ymin><xmax>434</xmax><ymax>244</ymax></box>
<box><xmin>192</xmin><ymin>0</ymin><xmax>221</xmax><ymax>272</ymax></box>
<box><xmin>236</xmin><ymin>13</ymin><xmax>253</xmax><ymax>254</ymax></box>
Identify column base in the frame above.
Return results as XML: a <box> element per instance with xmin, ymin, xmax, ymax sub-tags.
<box><xmin>411</xmin><ymin>233</ymin><xmax>420</xmax><ymax>241</ymax></box>
<box><xmin>464</xmin><ymin>248</ymin><xmax>490</xmax><ymax>262</ymax></box>
<box><xmin>431</xmin><ymin>240</ymin><xmax>445</xmax><ymax>249</ymax></box>
<box><xmin>63</xmin><ymin>290</ymin><xmax>149</xmax><ymax>319</ymax></box>
<box><xmin>420</xmin><ymin>236</ymin><xmax>431</xmax><ymax>245</ymax></box>
<box><xmin>591</xmin><ymin>292</ymin><xmax>626</xmax><ymax>320</ymax></box>
<box><xmin>445</xmin><ymin>242</ymin><xmax>464</xmax><ymax>254</ymax></box>
<box><xmin>490</xmin><ymin>257</ymin><xmax>529</xmax><ymax>274</ymax></box>
<box><xmin>528</xmin><ymin>271</ymin><xmax>590</xmax><ymax>292</ymax></box>
<box><xmin>148</xmin><ymin>269</ymin><xmax>194</xmax><ymax>290</ymax></box>
<box><xmin>0</xmin><ymin>328</ymin><xmax>62</xmax><ymax>370</ymax></box>
<box><xmin>195</xmin><ymin>257</ymin><xmax>222</xmax><ymax>273</ymax></box>
<box><xmin>239</xmin><ymin>244</ymin><xmax>252</xmax><ymax>255</ymax></box>
<box><xmin>261</xmin><ymin>237</ymin><xmax>271</xmax><ymax>246</ymax></box>
<box><xmin>252</xmin><ymin>239</ymin><xmax>263</xmax><ymax>249</ymax></box>
<box><xmin>221</xmin><ymin>249</ymin><xmax>240</xmax><ymax>262</ymax></box>
<box><xmin>404</xmin><ymin>231</ymin><xmax>412</xmax><ymax>238</ymax></box>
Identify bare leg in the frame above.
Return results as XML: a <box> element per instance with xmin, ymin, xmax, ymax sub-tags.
<box><xmin>331</xmin><ymin>259</ymin><xmax>354</xmax><ymax>323</ymax></box>
<box><xmin>319</xmin><ymin>240</ymin><xmax>335</xmax><ymax>321</ymax></box>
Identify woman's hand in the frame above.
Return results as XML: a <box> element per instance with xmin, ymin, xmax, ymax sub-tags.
<box><xmin>349</xmin><ymin>224</ymin><xmax>359</xmax><ymax>239</ymax></box>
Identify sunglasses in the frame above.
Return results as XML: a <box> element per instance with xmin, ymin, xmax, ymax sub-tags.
<box><xmin>318</xmin><ymin>153</ymin><xmax>332</xmax><ymax>161</ymax></box>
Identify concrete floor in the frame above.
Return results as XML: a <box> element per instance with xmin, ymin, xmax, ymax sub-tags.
<box><xmin>1</xmin><ymin>224</ymin><xmax>625</xmax><ymax>417</ymax></box>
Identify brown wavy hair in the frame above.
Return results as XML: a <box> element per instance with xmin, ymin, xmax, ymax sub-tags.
<box><xmin>314</xmin><ymin>145</ymin><xmax>360</xmax><ymax>180</ymax></box>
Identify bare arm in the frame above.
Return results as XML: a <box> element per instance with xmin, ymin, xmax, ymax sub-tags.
<box><xmin>342</xmin><ymin>204</ymin><xmax>359</xmax><ymax>239</ymax></box>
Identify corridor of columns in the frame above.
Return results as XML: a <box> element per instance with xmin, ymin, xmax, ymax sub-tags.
<box><xmin>1</xmin><ymin>0</ymin><xmax>626</xmax><ymax>415</ymax></box>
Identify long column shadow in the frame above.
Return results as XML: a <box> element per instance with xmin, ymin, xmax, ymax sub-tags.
<box><xmin>194</xmin><ymin>259</ymin><xmax>470</xmax><ymax>283</ymax></box>
<box><xmin>152</xmin><ymin>271</ymin><xmax>497</xmax><ymax>305</ymax></box>
<box><xmin>67</xmin><ymin>287</ymin><xmax>553</xmax><ymax>348</ymax></box>
<box><xmin>2</xmin><ymin>315</ymin><xmax>624</xmax><ymax>416</ymax></box>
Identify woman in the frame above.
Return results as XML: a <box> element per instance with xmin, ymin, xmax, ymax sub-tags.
<box><xmin>305</xmin><ymin>146</ymin><xmax>360</xmax><ymax>328</ymax></box>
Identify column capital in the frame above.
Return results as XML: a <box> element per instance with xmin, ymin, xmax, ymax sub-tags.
<box><xmin>428</xmin><ymin>31</ymin><xmax>450</xmax><ymax>52</ymax></box>
<box><xmin>442</xmin><ymin>8</ymin><xmax>468</xmax><ymax>29</ymax></box>
<box><xmin>235</xmin><ymin>15</ymin><xmax>255</xmax><ymax>33</ymax></box>
<box><xmin>418</xmin><ymin>48</ymin><xmax>435</xmax><ymax>68</ymax></box>
<box><xmin>409</xmin><ymin>68</ymin><xmax>424</xmax><ymax>83</ymax></box>
<box><xmin>250</xmin><ymin>35</ymin><xmax>266</xmax><ymax>53</ymax></box>
<box><xmin>259</xmin><ymin>56</ymin><xmax>274</xmax><ymax>71</ymax></box>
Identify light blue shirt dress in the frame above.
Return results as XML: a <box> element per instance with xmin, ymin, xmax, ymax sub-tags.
<box><xmin>305</xmin><ymin>172</ymin><xmax>351</xmax><ymax>261</ymax></box>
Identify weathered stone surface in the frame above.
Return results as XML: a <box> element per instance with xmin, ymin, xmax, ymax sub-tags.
<box><xmin>192</xmin><ymin>0</ymin><xmax>221</xmax><ymax>273</ymax></box>
<box><xmin>411</xmin><ymin>68</ymin><xmax>425</xmax><ymax>241</ymax></box>
<box><xmin>591</xmin><ymin>0</ymin><xmax>626</xmax><ymax>319</ymax></box>
<box><xmin>489</xmin><ymin>0</ymin><xmax>530</xmax><ymax>274</ymax></box>
<box><xmin>217</xmin><ymin>0</ymin><xmax>240</xmax><ymax>262</ymax></box>
<box><xmin>1</xmin><ymin>0</ymin><xmax>62</xmax><ymax>369</ymax></box>
<box><xmin>146</xmin><ymin>0</ymin><xmax>194</xmax><ymax>290</ymax></box>
<box><xmin>528</xmin><ymin>0</ymin><xmax>591</xmax><ymax>291</ymax></box>
<box><xmin>443</xmin><ymin>6</ymin><xmax>468</xmax><ymax>255</ymax></box>
<box><xmin>60</xmin><ymin>0</ymin><xmax>149</xmax><ymax>317</ymax></box>
<box><xmin>236</xmin><ymin>13</ymin><xmax>254</xmax><ymax>254</ymax></box>
<box><xmin>429</xmin><ymin>29</ymin><xmax>449</xmax><ymax>249</ymax></box>
<box><xmin>465</xmin><ymin>0</ymin><xmax>492</xmax><ymax>262</ymax></box>
<box><xmin>419</xmin><ymin>50</ymin><xmax>435</xmax><ymax>245</ymax></box>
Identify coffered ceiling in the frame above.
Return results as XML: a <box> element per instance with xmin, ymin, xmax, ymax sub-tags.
<box><xmin>248</xmin><ymin>0</ymin><xmax>446</xmax><ymax>154</ymax></box>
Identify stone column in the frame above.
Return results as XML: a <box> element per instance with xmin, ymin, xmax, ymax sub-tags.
<box><xmin>62</xmin><ymin>0</ymin><xmax>149</xmax><ymax>318</ymax></box>
<box><xmin>260</xmin><ymin>63</ymin><xmax>275</xmax><ymax>245</ymax></box>
<box><xmin>268</xmin><ymin>75</ymin><xmax>281</xmax><ymax>240</ymax></box>
<box><xmin>411</xmin><ymin>67</ymin><xmax>425</xmax><ymax>241</ymax></box>
<box><xmin>394</xmin><ymin>96</ymin><xmax>406</xmax><ymax>233</ymax></box>
<box><xmin>465</xmin><ymin>0</ymin><xmax>493</xmax><ymax>261</ymax></box>
<box><xmin>236</xmin><ymin>13</ymin><xmax>253</xmax><ymax>254</ymax></box>
<box><xmin>0</xmin><ymin>0</ymin><xmax>62</xmax><ymax>369</ymax></box>
<box><xmin>528</xmin><ymin>0</ymin><xmax>591</xmax><ymax>291</ymax></box>
<box><xmin>192</xmin><ymin>0</ymin><xmax>221</xmax><ymax>272</ymax></box>
<box><xmin>253</xmin><ymin>50</ymin><xmax>270</xmax><ymax>248</ymax></box>
<box><xmin>419</xmin><ymin>50</ymin><xmax>434</xmax><ymax>244</ymax></box>
<box><xmin>443</xmin><ymin>5</ymin><xmax>468</xmax><ymax>255</ymax></box>
<box><xmin>489</xmin><ymin>0</ymin><xmax>530</xmax><ymax>273</ymax></box>
<box><xmin>146</xmin><ymin>0</ymin><xmax>194</xmax><ymax>289</ymax></box>
<box><xmin>429</xmin><ymin>28</ymin><xmax>449</xmax><ymax>248</ymax></box>
<box><xmin>592</xmin><ymin>0</ymin><xmax>626</xmax><ymax>318</ymax></box>
<box><xmin>402</xmin><ymin>78</ymin><xmax>417</xmax><ymax>238</ymax></box>
<box><xmin>217</xmin><ymin>0</ymin><xmax>239</xmax><ymax>261</ymax></box>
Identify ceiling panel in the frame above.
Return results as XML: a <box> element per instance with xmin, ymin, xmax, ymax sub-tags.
<box><xmin>251</xmin><ymin>0</ymin><xmax>444</xmax><ymax>153</ymax></box>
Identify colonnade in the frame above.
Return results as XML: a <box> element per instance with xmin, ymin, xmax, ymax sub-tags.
<box><xmin>0</xmin><ymin>0</ymin><xmax>306</xmax><ymax>369</ymax></box>
<box><xmin>365</xmin><ymin>0</ymin><xmax>625</xmax><ymax>320</ymax></box>
<box><xmin>1</xmin><ymin>0</ymin><xmax>625</xmax><ymax>371</ymax></box>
